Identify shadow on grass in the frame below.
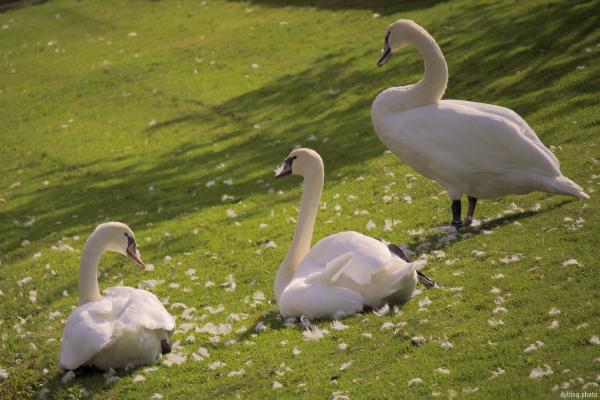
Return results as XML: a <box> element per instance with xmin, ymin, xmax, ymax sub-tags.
<box><xmin>0</xmin><ymin>0</ymin><xmax>47</xmax><ymax>13</ymax></box>
<box><xmin>405</xmin><ymin>198</ymin><xmax>574</xmax><ymax>257</ymax></box>
<box><xmin>1</xmin><ymin>1</ymin><xmax>597</xmax><ymax>261</ymax></box>
<box><xmin>225</xmin><ymin>0</ymin><xmax>445</xmax><ymax>15</ymax></box>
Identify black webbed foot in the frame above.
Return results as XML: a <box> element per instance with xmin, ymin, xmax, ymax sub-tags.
<box><xmin>161</xmin><ymin>339</ymin><xmax>172</xmax><ymax>355</ymax></box>
<box><xmin>387</xmin><ymin>243</ymin><xmax>411</xmax><ymax>262</ymax></box>
<box><xmin>417</xmin><ymin>271</ymin><xmax>438</xmax><ymax>289</ymax></box>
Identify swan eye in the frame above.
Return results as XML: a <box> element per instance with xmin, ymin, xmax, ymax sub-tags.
<box><xmin>286</xmin><ymin>155</ymin><xmax>298</xmax><ymax>166</ymax></box>
<box><xmin>124</xmin><ymin>232</ymin><xmax>136</xmax><ymax>249</ymax></box>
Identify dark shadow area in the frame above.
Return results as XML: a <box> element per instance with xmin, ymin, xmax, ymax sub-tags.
<box><xmin>406</xmin><ymin>198</ymin><xmax>573</xmax><ymax>256</ymax></box>
<box><xmin>39</xmin><ymin>363</ymin><xmax>143</xmax><ymax>399</ymax></box>
<box><xmin>0</xmin><ymin>0</ymin><xmax>47</xmax><ymax>13</ymax></box>
<box><xmin>226</xmin><ymin>0</ymin><xmax>445</xmax><ymax>15</ymax></box>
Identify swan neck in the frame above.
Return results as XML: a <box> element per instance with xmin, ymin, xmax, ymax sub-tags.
<box><xmin>412</xmin><ymin>26</ymin><xmax>448</xmax><ymax>104</ymax></box>
<box><xmin>78</xmin><ymin>233</ymin><xmax>106</xmax><ymax>305</ymax></box>
<box><xmin>275</xmin><ymin>167</ymin><xmax>324</xmax><ymax>301</ymax></box>
<box><xmin>374</xmin><ymin>25</ymin><xmax>448</xmax><ymax>117</ymax></box>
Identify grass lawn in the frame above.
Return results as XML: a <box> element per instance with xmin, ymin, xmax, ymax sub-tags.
<box><xmin>1</xmin><ymin>0</ymin><xmax>599</xmax><ymax>398</ymax></box>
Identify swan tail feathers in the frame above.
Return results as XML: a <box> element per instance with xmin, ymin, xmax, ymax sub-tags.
<box><xmin>546</xmin><ymin>176</ymin><xmax>589</xmax><ymax>199</ymax></box>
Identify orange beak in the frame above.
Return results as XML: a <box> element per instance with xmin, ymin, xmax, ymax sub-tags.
<box><xmin>127</xmin><ymin>246</ymin><xmax>145</xmax><ymax>268</ymax></box>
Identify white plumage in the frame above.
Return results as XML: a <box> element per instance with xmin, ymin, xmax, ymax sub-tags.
<box><xmin>60</xmin><ymin>287</ymin><xmax>175</xmax><ymax>370</ymax></box>
<box><xmin>274</xmin><ymin>149</ymin><xmax>429</xmax><ymax>320</ymax></box>
<box><xmin>59</xmin><ymin>222</ymin><xmax>175</xmax><ymax>371</ymax></box>
<box><xmin>372</xmin><ymin>20</ymin><xmax>587</xmax><ymax>226</ymax></box>
<box><xmin>279</xmin><ymin>231</ymin><xmax>423</xmax><ymax>319</ymax></box>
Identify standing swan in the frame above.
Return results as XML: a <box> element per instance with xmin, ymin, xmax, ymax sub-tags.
<box><xmin>372</xmin><ymin>19</ymin><xmax>588</xmax><ymax>228</ymax></box>
<box><xmin>274</xmin><ymin>148</ymin><xmax>435</xmax><ymax>319</ymax></box>
<box><xmin>59</xmin><ymin>222</ymin><xmax>175</xmax><ymax>371</ymax></box>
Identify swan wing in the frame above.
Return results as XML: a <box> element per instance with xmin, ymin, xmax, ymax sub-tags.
<box><xmin>59</xmin><ymin>296</ymin><xmax>115</xmax><ymax>370</ymax></box>
<box><xmin>104</xmin><ymin>287</ymin><xmax>175</xmax><ymax>332</ymax></box>
<box><xmin>445</xmin><ymin>100</ymin><xmax>559</xmax><ymax>166</ymax></box>
<box><xmin>59</xmin><ymin>287</ymin><xmax>175</xmax><ymax>370</ymax></box>
<box><xmin>385</xmin><ymin>102</ymin><xmax>561</xmax><ymax>178</ymax></box>
<box><xmin>298</xmin><ymin>231</ymin><xmax>391</xmax><ymax>285</ymax></box>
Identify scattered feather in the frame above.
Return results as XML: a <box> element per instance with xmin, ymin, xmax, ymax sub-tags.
<box><xmin>561</xmin><ymin>259</ymin><xmax>579</xmax><ymax>267</ymax></box>
<box><xmin>440</xmin><ymin>338</ymin><xmax>454</xmax><ymax>350</ymax></box>
<box><xmin>548</xmin><ymin>307</ymin><xmax>561</xmax><ymax>316</ymax></box>
<box><xmin>331</xmin><ymin>320</ymin><xmax>348</xmax><ymax>330</ymax></box>
<box><xmin>208</xmin><ymin>361</ymin><xmax>226</xmax><ymax>370</ymax></box>
<box><xmin>524</xmin><ymin>341</ymin><xmax>545</xmax><ymax>353</ymax></box>
<box><xmin>227</xmin><ymin>369</ymin><xmax>245</xmax><ymax>377</ymax></box>
<box><xmin>489</xmin><ymin>367</ymin><xmax>505</xmax><ymax>379</ymax></box>
<box><xmin>529</xmin><ymin>365</ymin><xmax>553</xmax><ymax>379</ymax></box>
<box><xmin>272</xmin><ymin>380</ymin><xmax>283</xmax><ymax>389</ymax></box>
<box><xmin>303</xmin><ymin>326</ymin><xmax>329</xmax><ymax>341</ymax></box>
<box><xmin>163</xmin><ymin>353</ymin><xmax>187</xmax><ymax>367</ymax></box>
<box><xmin>339</xmin><ymin>361</ymin><xmax>352</xmax><ymax>371</ymax></box>
<box><xmin>408</xmin><ymin>378</ymin><xmax>423</xmax><ymax>386</ymax></box>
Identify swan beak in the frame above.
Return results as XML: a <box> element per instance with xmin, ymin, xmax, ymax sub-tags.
<box><xmin>127</xmin><ymin>246</ymin><xmax>145</xmax><ymax>268</ymax></box>
<box><xmin>377</xmin><ymin>44</ymin><xmax>392</xmax><ymax>67</ymax></box>
<box><xmin>274</xmin><ymin>157</ymin><xmax>294</xmax><ymax>178</ymax></box>
<box><xmin>274</xmin><ymin>163</ymin><xmax>292</xmax><ymax>178</ymax></box>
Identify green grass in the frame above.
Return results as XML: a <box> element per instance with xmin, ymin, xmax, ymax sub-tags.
<box><xmin>1</xmin><ymin>0</ymin><xmax>599</xmax><ymax>398</ymax></box>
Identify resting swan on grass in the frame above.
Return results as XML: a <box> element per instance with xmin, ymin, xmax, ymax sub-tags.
<box><xmin>273</xmin><ymin>148</ymin><xmax>436</xmax><ymax>320</ymax></box>
<box><xmin>372</xmin><ymin>19</ymin><xmax>588</xmax><ymax>228</ymax></box>
<box><xmin>59</xmin><ymin>222</ymin><xmax>175</xmax><ymax>371</ymax></box>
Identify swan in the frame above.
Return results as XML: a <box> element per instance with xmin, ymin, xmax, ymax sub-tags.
<box><xmin>273</xmin><ymin>148</ymin><xmax>436</xmax><ymax>319</ymax></box>
<box><xmin>59</xmin><ymin>222</ymin><xmax>175</xmax><ymax>371</ymax></box>
<box><xmin>372</xmin><ymin>19</ymin><xmax>588</xmax><ymax>228</ymax></box>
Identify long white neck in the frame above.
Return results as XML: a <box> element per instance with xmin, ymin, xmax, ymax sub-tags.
<box><xmin>78</xmin><ymin>232</ymin><xmax>107</xmax><ymax>305</ymax></box>
<box><xmin>274</xmin><ymin>167</ymin><xmax>324</xmax><ymax>302</ymax></box>
<box><xmin>374</xmin><ymin>24</ymin><xmax>448</xmax><ymax>116</ymax></box>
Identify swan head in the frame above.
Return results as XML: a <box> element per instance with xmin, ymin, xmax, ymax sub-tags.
<box><xmin>377</xmin><ymin>19</ymin><xmax>420</xmax><ymax>67</ymax></box>
<box><xmin>274</xmin><ymin>148</ymin><xmax>323</xmax><ymax>178</ymax></box>
<box><xmin>90</xmin><ymin>222</ymin><xmax>145</xmax><ymax>268</ymax></box>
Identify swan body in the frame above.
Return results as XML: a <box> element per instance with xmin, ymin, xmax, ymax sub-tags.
<box><xmin>274</xmin><ymin>148</ymin><xmax>429</xmax><ymax>319</ymax></box>
<box><xmin>59</xmin><ymin>222</ymin><xmax>175</xmax><ymax>371</ymax></box>
<box><xmin>372</xmin><ymin>20</ymin><xmax>588</xmax><ymax>226</ymax></box>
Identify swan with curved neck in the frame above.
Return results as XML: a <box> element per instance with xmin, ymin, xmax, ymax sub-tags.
<box><xmin>59</xmin><ymin>222</ymin><xmax>175</xmax><ymax>371</ymax></box>
<box><xmin>274</xmin><ymin>148</ymin><xmax>435</xmax><ymax>319</ymax></box>
<box><xmin>372</xmin><ymin>19</ymin><xmax>588</xmax><ymax>228</ymax></box>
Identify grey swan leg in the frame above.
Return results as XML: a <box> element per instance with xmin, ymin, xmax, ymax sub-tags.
<box><xmin>387</xmin><ymin>244</ymin><xmax>437</xmax><ymax>289</ymax></box>
<box><xmin>464</xmin><ymin>196</ymin><xmax>478</xmax><ymax>227</ymax></box>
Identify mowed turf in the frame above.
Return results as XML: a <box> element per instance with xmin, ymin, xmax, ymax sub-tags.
<box><xmin>0</xmin><ymin>0</ymin><xmax>599</xmax><ymax>398</ymax></box>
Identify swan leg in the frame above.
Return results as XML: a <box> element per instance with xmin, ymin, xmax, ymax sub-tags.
<box><xmin>464</xmin><ymin>196</ymin><xmax>477</xmax><ymax>227</ymax></box>
<box><xmin>160</xmin><ymin>340</ymin><xmax>171</xmax><ymax>355</ymax></box>
<box><xmin>451</xmin><ymin>199</ymin><xmax>462</xmax><ymax>229</ymax></box>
